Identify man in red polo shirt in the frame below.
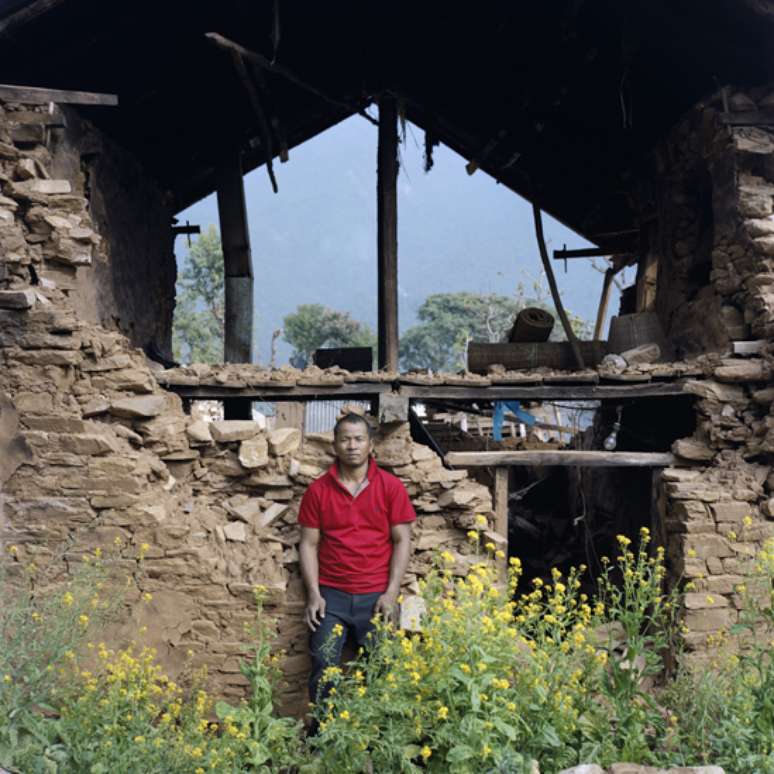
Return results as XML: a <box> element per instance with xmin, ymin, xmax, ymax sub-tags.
<box><xmin>298</xmin><ymin>411</ymin><xmax>416</xmax><ymax>709</ymax></box>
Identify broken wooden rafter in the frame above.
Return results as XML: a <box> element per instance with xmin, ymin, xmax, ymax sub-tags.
<box><xmin>171</xmin><ymin>224</ymin><xmax>201</xmax><ymax>236</ymax></box>
<box><xmin>465</xmin><ymin>130</ymin><xmax>506</xmax><ymax>175</ymax></box>
<box><xmin>0</xmin><ymin>0</ymin><xmax>65</xmax><ymax>36</ymax></box>
<box><xmin>554</xmin><ymin>247</ymin><xmax>616</xmax><ymax>259</ymax></box>
<box><xmin>0</xmin><ymin>83</ymin><xmax>117</xmax><ymax>106</ymax></box>
<box><xmin>229</xmin><ymin>51</ymin><xmax>279</xmax><ymax>193</ymax></box>
<box><xmin>446</xmin><ymin>450</ymin><xmax>677</xmax><ymax>467</ymax></box>
<box><xmin>205</xmin><ymin>32</ymin><xmax>378</xmax><ymax>127</ymax></box>
<box><xmin>532</xmin><ymin>202</ymin><xmax>585</xmax><ymax>369</ymax></box>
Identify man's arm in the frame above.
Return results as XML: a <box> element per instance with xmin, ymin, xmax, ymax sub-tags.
<box><xmin>373</xmin><ymin>522</ymin><xmax>412</xmax><ymax>622</ymax></box>
<box><xmin>299</xmin><ymin>526</ymin><xmax>326</xmax><ymax>631</ymax></box>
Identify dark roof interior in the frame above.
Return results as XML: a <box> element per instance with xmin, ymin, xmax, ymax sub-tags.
<box><xmin>2</xmin><ymin>0</ymin><xmax>773</xmax><ymax>245</ymax></box>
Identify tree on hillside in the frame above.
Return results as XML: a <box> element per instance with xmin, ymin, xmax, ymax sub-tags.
<box><xmin>283</xmin><ymin>304</ymin><xmax>376</xmax><ymax>368</ymax></box>
<box><xmin>172</xmin><ymin>225</ymin><xmax>225</xmax><ymax>364</ymax></box>
<box><xmin>399</xmin><ymin>278</ymin><xmax>590</xmax><ymax>372</ymax></box>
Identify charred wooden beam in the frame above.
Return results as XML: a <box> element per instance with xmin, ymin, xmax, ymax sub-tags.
<box><xmin>205</xmin><ymin>32</ymin><xmax>377</xmax><ymax>126</ymax></box>
<box><xmin>377</xmin><ymin>94</ymin><xmax>399</xmax><ymax>372</ymax></box>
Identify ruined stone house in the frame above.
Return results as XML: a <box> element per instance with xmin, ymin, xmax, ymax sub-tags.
<box><xmin>2</xmin><ymin>1</ymin><xmax>774</xmax><ymax>713</ymax></box>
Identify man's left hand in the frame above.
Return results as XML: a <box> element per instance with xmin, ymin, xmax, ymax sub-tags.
<box><xmin>373</xmin><ymin>591</ymin><xmax>399</xmax><ymax>624</ymax></box>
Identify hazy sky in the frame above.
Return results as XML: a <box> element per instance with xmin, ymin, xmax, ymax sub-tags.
<box><xmin>176</xmin><ymin>115</ymin><xmax>623</xmax><ymax>365</ymax></box>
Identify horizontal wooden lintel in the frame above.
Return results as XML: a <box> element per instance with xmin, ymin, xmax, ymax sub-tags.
<box><xmin>445</xmin><ymin>450</ymin><xmax>678</xmax><ymax>467</ymax></box>
<box><xmin>0</xmin><ymin>83</ymin><xmax>118</xmax><ymax>106</ymax></box>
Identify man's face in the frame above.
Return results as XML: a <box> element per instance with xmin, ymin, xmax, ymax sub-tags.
<box><xmin>333</xmin><ymin>421</ymin><xmax>373</xmax><ymax>468</ymax></box>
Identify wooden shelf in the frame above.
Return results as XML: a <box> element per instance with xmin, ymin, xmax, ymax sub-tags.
<box><xmin>445</xmin><ymin>450</ymin><xmax>678</xmax><ymax>468</ymax></box>
<box><xmin>165</xmin><ymin>380</ymin><xmax>692</xmax><ymax>403</ymax></box>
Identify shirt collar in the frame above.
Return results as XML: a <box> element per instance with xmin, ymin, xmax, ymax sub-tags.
<box><xmin>329</xmin><ymin>456</ymin><xmax>378</xmax><ymax>486</ymax></box>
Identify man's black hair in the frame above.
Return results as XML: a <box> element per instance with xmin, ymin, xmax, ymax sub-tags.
<box><xmin>333</xmin><ymin>412</ymin><xmax>374</xmax><ymax>440</ymax></box>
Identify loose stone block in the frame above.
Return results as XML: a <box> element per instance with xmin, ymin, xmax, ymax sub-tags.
<box><xmin>109</xmin><ymin>395</ymin><xmax>167</xmax><ymax>419</ymax></box>
<box><xmin>239</xmin><ymin>436</ymin><xmax>269</xmax><ymax>469</ymax></box>
<box><xmin>223</xmin><ymin>522</ymin><xmax>247</xmax><ymax>542</ymax></box>
<box><xmin>268</xmin><ymin>427</ymin><xmax>301</xmax><ymax>456</ymax></box>
<box><xmin>257</xmin><ymin>503</ymin><xmax>288</xmax><ymax>528</ymax></box>
<box><xmin>186</xmin><ymin>420</ymin><xmax>212</xmax><ymax>444</ymax></box>
<box><xmin>0</xmin><ymin>288</ymin><xmax>35</xmax><ymax>309</ymax></box>
<box><xmin>672</xmin><ymin>438</ymin><xmax>715</xmax><ymax>461</ymax></box>
<box><xmin>210</xmin><ymin>420</ymin><xmax>263</xmax><ymax>443</ymax></box>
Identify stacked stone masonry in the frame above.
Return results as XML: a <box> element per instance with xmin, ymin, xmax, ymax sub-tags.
<box><xmin>654</xmin><ymin>88</ymin><xmax>774</xmax><ymax>658</ymax></box>
<box><xmin>1</xmin><ymin>88</ymin><xmax>774</xmax><ymax>708</ymax></box>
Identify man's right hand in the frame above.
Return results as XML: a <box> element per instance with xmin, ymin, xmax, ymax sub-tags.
<box><xmin>305</xmin><ymin>591</ymin><xmax>326</xmax><ymax>631</ymax></box>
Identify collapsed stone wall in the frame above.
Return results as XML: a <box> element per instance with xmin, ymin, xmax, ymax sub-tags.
<box><xmin>653</xmin><ymin>89</ymin><xmax>774</xmax><ymax>658</ymax></box>
<box><xmin>0</xmin><ymin>98</ymin><xmax>495</xmax><ymax>713</ymax></box>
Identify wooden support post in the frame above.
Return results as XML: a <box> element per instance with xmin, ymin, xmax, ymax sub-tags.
<box><xmin>593</xmin><ymin>267</ymin><xmax>615</xmax><ymax>341</ymax></box>
<box><xmin>377</xmin><ymin>94</ymin><xmax>399</xmax><ymax>372</ymax></box>
<box><xmin>493</xmin><ymin>467</ymin><xmax>509</xmax><ymax>577</ymax></box>
<box><xmin>216</xmin><ymin>150</ymin><xmax>254</xmax><ymax>420</ymax></box>
<box><xmin>494</xmin><ymin>467</ymin><xmax>509</xmax><ymax>540</ymax></box>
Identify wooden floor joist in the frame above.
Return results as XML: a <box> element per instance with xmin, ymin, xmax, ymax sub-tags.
<box><xmin>165</xmin><ymin>379</ymin><xmax>692</xmax><ymax>403</ymax></box>
<box><xmin>445</xmin><ymin>450</ymin><xmax>677</xmax><ymax>467</ymax></box>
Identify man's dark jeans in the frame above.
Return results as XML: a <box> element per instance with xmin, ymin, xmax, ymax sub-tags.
<box><xmin>309</xmin><ymin>585</ymin><xmax>381</xmax><ymax>709</ymax></box>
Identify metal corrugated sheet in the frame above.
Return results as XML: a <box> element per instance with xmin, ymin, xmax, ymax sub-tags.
<box><xmin>304</xmin><ymin>401</ymin><xmax>369</xmax><ymax>434</ymax></box>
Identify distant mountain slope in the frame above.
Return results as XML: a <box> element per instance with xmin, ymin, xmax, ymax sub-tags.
<box><xmin>176</xmin><ymin>117</ymin><xmax>622</xmax><ymax>365</ymax></box>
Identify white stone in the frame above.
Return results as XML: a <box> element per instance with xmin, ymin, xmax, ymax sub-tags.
<box><xmin>223</xmin><ymin>522</ymin><xmax>247</xmax><ymax>542</ymax></box>
<box><xmin>25</xmin><ymin>179</ymin><xmax>72</xmax><ymax>195</ymax></box>
<box><xmin>399</xmin><ymin>595</ymin><xmax>426</xmax><ymax>631</ymax></box>
<box><xmin>238</xmin><ymin>436</ymin><xmax>269</xmax><ymax>468</ymax></box>
<box><xmin>186</xmin><ymin>420</ymin><xmax>212</xmax><ymax>443</ymax></box>
<box><xmin>257</xmin><ymin>502</ymin><xmax>288</xmax><ymax>528</ymax></box>
<box><xmin>210</xmin><ymin>420</ymin><xmax>262</xmax><ymax>443</ymax></box>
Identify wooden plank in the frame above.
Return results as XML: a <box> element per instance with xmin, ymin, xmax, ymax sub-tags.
<box><xmin>165</xmin><ymin>380</ymin><xmax>693</xmax><ymax>402</ymax></box>
<box><xmin>377</xmin><ymin>94</ymin><xmax>399</xmax><ymax>372</ymax></box>
<box><xmin>446</xmin><ymin>451</ymin><xmax>677</xmax><ymax>467</ymax></box>
<box><xmin>468</xmin><ymin>341</ymin><xmax>607</xmax><ymax>371</ymax></box>
<box><xmin>720</xmin><ymin>110</ymin><xmax>774</xmax><ymax>126</ymax></box>
<box><xmin>400</xmin><ymin>382</ymin><xmax>690</xmax><ymax>400</ymax></box>
<box><xmin>0</xmin><ymin>84</ymin><xmax>117</xmax><ymax>106</ymax></box>
<box><xmin>165</xmin><ymin>383</ymin><xmax>390</xmax><ymax>401</ymax></box>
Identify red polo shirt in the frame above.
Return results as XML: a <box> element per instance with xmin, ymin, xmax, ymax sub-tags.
<box><xmin>298</xmin><ymin>458</ymin><xmax>416</xmax><ymax>593</ymax></box>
